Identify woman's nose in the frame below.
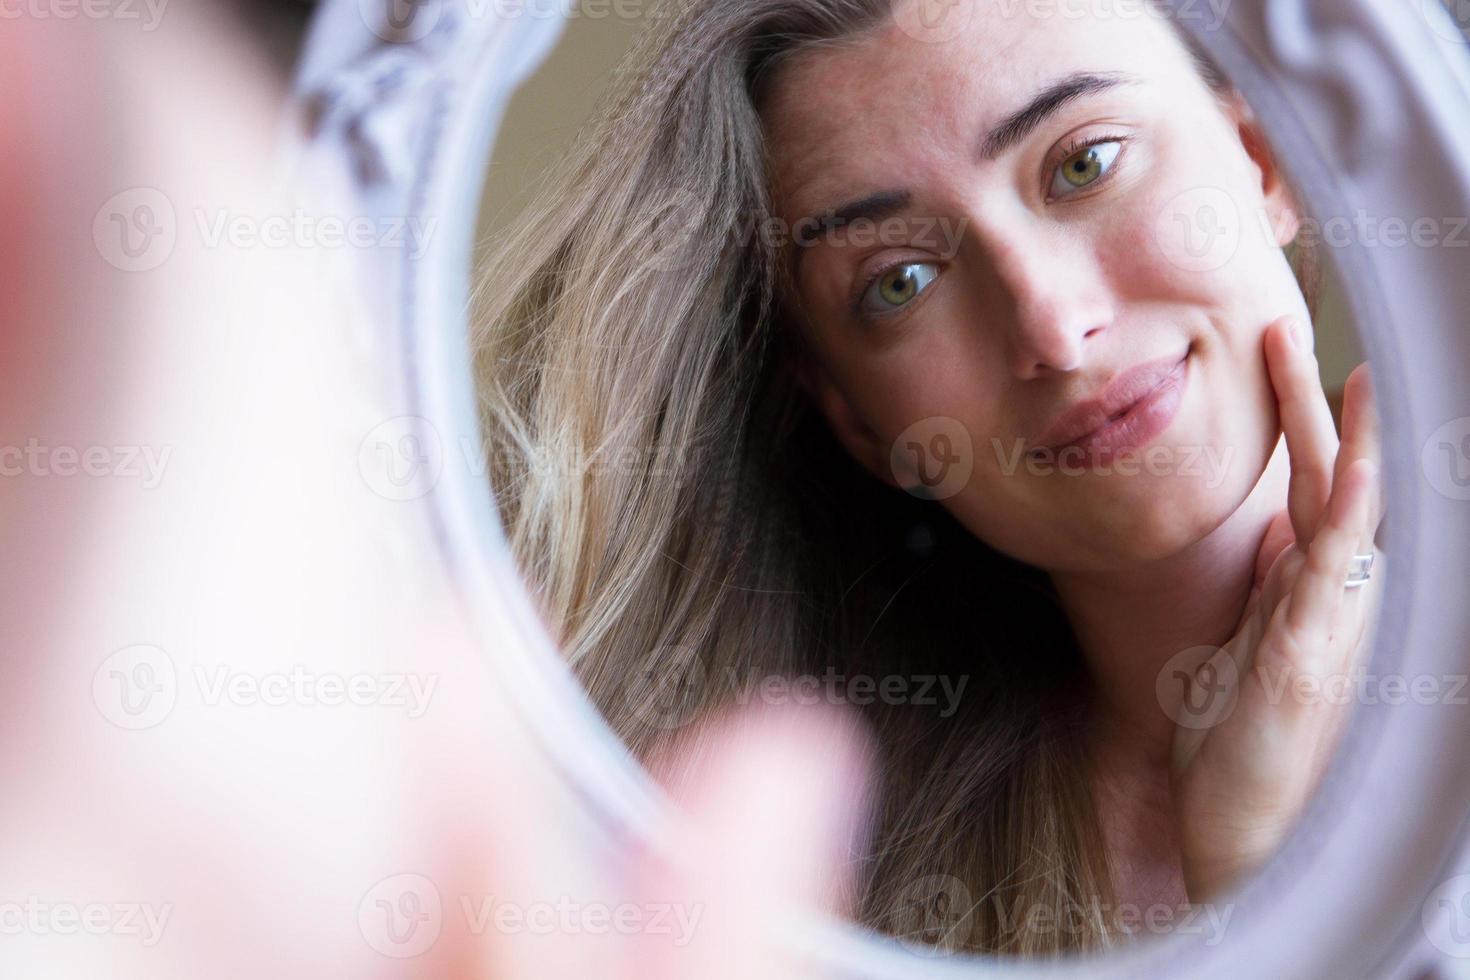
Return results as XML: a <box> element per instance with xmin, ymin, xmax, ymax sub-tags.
<box><xmin>978</xmin><ymin>225</ymin><xmax>1112</xmax><ymax>380</ymax></box>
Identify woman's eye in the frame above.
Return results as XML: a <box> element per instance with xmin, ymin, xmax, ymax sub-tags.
<box><xmin>1050</xmin><ymin>139</ymin><xmax>1124</xmax><ymax>198</ymax></box>
<box><xmin>859</xmin><ymin>262</ymin><xmax>940</xmax><ymax>317</ymax></box>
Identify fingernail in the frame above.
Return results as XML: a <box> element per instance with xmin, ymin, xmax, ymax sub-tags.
<box><xmin>1285</xmin><ymin>317</ymin><xmax>1302</xmax><ymax>350</ymax></box>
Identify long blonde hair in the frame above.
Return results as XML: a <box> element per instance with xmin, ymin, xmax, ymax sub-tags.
<box><xmin>473</xmin><ymin>0</ymin><xmax>1318</xmax><ymax>956</ymax></box>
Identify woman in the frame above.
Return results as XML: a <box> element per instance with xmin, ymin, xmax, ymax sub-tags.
<box><xmin>473</xmin><ymin>0</ymin><xmax>1384</xmax><ymax>956</ymax></box>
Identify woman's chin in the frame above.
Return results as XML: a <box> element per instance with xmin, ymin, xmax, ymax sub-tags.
<box><xmin>1051</xmin><ymin>466</ymin><xmax>1258</xmax><ymax>564</ymax></box>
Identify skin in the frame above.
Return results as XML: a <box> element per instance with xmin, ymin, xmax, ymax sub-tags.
<box><xmin>762</xmin><ymin>1</ymin><xmax>1385</xmax><ymax>908</ymax></box>
<box><xmin>17</xmin><ymin>6</ymin><xmax>1387</xmax><ymax>975</ymax></box>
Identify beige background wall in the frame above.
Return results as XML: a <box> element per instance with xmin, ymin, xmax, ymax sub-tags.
<box><xmin>475</xmin><ymin>17</ymin><xmax>1362</xmax><ymax>389</ymax></box>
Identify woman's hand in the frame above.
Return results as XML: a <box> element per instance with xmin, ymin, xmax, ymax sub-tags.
<box><xmin>1171</xmin><ymin>316</ymin><xmax>1384</xmax><ymax>904</ymax></box>
<box><xmin>473</xmin><ymin>705</ymin><xmax>871</xmax><ymax>980</ymax></box>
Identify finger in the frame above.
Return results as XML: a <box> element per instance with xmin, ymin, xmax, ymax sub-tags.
<box><xmin>1252</xmin><ymin>508</ymin><xmax>1298</xmax><ymax>614</ymax></box>
<box><xmin>641</xmin><ymin>704</ymin><xmax>873</xmax><ymax>980</ymax></box>
<box><xmin>1336</xmin><ymin>363</ymin><xmax>1384</xmax><ymax>532</ymax></box>
<box><xmin>1284</xmin><ymin>457</ymin><xmax>1378</xmax><ymax>641</ymax></box>
<box><xmin>1264</xmin><ymin>316</ymin><xmax>1342</xmax><ymax>546</ymax></box>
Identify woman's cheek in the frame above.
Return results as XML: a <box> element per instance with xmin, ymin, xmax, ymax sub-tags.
<box><xmin>1100</xmin><ymin>172</ymin><xmax>1243</xmax><ymax>306</ymax></box>
<box><xmin>858</xmin><ymin>354</ymin><xmax>1006</xmax><ymax>496</ymax></box>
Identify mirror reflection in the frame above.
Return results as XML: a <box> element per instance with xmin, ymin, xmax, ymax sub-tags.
<box><xmin>472</xmin><ymin>0</ymin><xmax>1386</xmax><ymax>958</ymax></box>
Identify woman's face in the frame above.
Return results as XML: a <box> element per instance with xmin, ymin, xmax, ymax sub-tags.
<box><xmin>763</xmin><ymin>1</ymin><xmax>1308</xmax><ymax>573</ymax></box>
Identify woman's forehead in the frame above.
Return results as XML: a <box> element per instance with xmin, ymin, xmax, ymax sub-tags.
<box><xmin>762</xmin><ymin>4</ymin><xmax>1196</xmax><ymax>217</ymax></box>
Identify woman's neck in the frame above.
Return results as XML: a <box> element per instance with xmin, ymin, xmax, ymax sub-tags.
<box><xmin>1044</xmin><ymin>437</ymin><xmax>1291</xmax><ymax>909</ymax></box>
<box><xmin>1049</xmin><ymin>436</ymin><xmax>1292</xmax><ymax>768</ymax></box>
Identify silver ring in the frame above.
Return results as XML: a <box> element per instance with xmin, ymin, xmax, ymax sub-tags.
<box><xmin>1345</xmin><ymin>551</ymin><xmax>1375</xmax><ymax>589</ymax></box>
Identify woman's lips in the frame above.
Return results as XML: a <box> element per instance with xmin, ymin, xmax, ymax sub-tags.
<box><xmin>1032</xmin><ymin>354</ymin><xmax>1191</xmax><ymax>467</ymax></box>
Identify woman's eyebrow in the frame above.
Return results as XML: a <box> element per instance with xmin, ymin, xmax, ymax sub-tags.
<box><xmin>789</xmin><ymin>189</ymin><xmax>913</xmax><ymax>282</ymax></box>
<box><xmin>805</xmin><ymin>71</ymin><xmax>1141</xmax><ymax>227</ymax></box>
<box><xmin>829</xmin><ymin>189</ymin><xmax>913</xmax><ymax>227</ymax></box>
<box><xmin>789</xmin><ymin>71</ymin><xmax>1140</xmax><ymax>281</ymax></box>
<box><xmin>979</xmin><ymin>70</ymin><xmax>1143</xmax><ymax>161</ymax></box>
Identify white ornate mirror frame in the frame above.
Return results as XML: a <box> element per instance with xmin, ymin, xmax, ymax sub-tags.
<box><xmin>290</xmin><ymin>1</ymin><xmax>1470</xmax><ymax>975</ymax></box>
